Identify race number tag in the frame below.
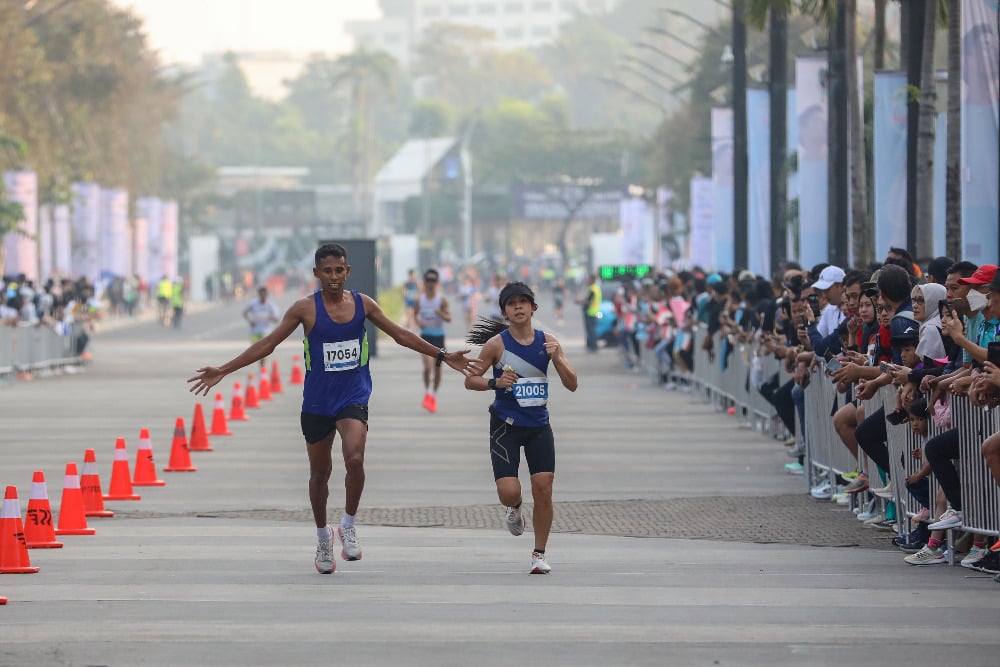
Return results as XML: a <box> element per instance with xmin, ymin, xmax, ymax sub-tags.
<box><xmin>323</xmin><ymin>340</ymin><xmax>360</xmax><ymax>372</ymax></box>
<box><xmin>512</xmin><ymin>377</ymin><xmax>548</xmax><ymax>407</ymax></box>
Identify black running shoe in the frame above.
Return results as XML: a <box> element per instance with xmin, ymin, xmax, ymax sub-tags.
<box><xmin>970</xmin><ymin>549</ymin><xmax>1000</xmax><ymax>574</ymax></box>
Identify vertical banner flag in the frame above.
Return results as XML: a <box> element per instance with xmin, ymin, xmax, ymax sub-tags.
<box><xmin>160</xmin><ymin>200</ymin><xmax>179</xmax><ymax>280</ymax></box>
<box><xmin>746</xmin><ymin>88</ymin><xmax>770</xmax><ymax>278</ymax></box>
<box><xmin>133</xmin><ymin>204</ymin><xmax>148</xmax><ymax>284</ymax></box>
<box><xmin>71</xmin><ymin>183</ymin><xmax>101</xmax><ymax>284</ymax></box>
<box><xmin>689</xmin><ymin>177</ymin><xmax>714</xmax><ymax>270</ymax></box>
<box><xmin>100</xmin><ymin>189</ymin><xmax>130</xmax><ymax>280</ymax></box>
<box><xmin>795</xmin><ymin>57</ymin><xmax>829</xmax><ymax>267</ymax></box>
<box><xmin>657</xmin><ymin>187</ymin><xmax>677</xmax><ymax>269</ymax></box>
<box><xmin>786</xmin><ymin>89</ymin><xmax>798</xmax><ymax>261</ymax></box>
<box><xmin>873</xmin><ymin>71</ymin><xmax>909</xmax><ymax>255</ymax></box>
<box><xmin>2</xmin><ymin>171</ymin><xmax>38</xmax><ymax>281</ymax></box>
<box><xmin>619</xmin><ymin>196</ymin><xmax>654</xmax><ymax>265</ymax></box>
<box><xmin>961</xmin><ymin>0</ymin><xmax>999</xmax><ymax>263</ymax></box>
<box><xmin>38</xmin><ymin>204</ymin><xmax>52</xmax><ymax>281</ymax></box>
<box><xmin>139</xmin><ymin>197</ymin><xmax>163</xmax><ymax>282</ymax></box>
<box><xmin>934</xmin><ymin>112</ymin><xmax>947</xmax><ymax>256</ymax></box>
<box><xmin>711</xmin><ymin>107</ymin><xmax>734</xmax><ymax>271</ymax></box>
<box><xmin>53</xmin><ymin>204</ymin><xmax>71</xmax><ymax>277</ymax></box>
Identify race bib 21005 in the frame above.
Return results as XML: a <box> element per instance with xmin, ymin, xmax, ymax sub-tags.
<box><xmin>512</xmin><ymin>377</ymin><xmax>548</xmax><ymax>407</ymax></box>
<box><xmin>323</xmin><ymin>340</ymin><xmax>360</xmax><ymax>372</ymax></box>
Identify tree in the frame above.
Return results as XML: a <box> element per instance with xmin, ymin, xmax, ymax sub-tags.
<box><xmin>944</xmin><ymin>0</ymin><xmax>961</xmax><ymax>259</ymax></box>
<box><xmin>913</xmin><ymin>0</ymin><xmax>939</xmax><ymax>259</ymax></box>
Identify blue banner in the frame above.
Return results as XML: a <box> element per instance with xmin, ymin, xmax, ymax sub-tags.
<box><xmin>795</xmin><ymin>58</ymin><xmax>828</xmax><ymax>268</ymax></box>
<box><xmin>747</xmin><ymin>89</ymin><xmax>770</xmax><ymax>277</ymax></box>
<box><xmin>711</xmin><ymin>107</ymin><xmax>734</xmax><ymax>271</ymax></box>
<box><xmin>873</xmin><ymin>71</ymin><xmax>908</xmax><ymax>256</ymax></box>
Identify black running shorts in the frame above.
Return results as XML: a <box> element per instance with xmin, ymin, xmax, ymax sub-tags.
<box><xmin>301</xmin><ymin>405</ymin><xmax>368</xmax><ymax>444</ymax></box>
<box><xmin>420</xmin><ymin>333</ymin><xmax>445</xmax><ymax>350</ymax></box>
<box><xmin>488</xmin><ymin>412</ymin><xmax>555</xmax><ymax>480</ymax></box>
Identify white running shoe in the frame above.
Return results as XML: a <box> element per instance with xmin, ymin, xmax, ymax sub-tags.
<box><xmin>505</xmin><ymin>505</ymin><xmax>525</xmax><ymax>536</ymax></box>
<box><xmin>928</xmin><ymin>508</ymin><xmax>963</xmax><ymax>530</ymax></box>
<box><xmin>315</xmin><ymin>527</ymin><xmax>336</xmax><ymax>574</ymax></box>
<box><xmin>338</xmin><ymin>525</ymin><xmax>363</xmax><ymax>561</ymax></box>
<box><xmin>904</xmin><ymin>545</ymin><xmax>945</xmax><ymax>566</ymax></box>
<box><xmin>530</xmin><ymin>551</ymin><xmax>551</xmax><ymax>574</ymax></box>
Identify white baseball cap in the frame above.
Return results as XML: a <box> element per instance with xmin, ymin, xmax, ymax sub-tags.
<box><xmin>811</xmin><ymin>265</ymin><xmax>846</xmax><ymax>290</ymax></box>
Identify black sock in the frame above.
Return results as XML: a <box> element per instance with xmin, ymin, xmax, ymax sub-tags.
<box><xmin>534</xmin><ymin>548</ymin><xmax>544</xmax><ymax>555</ymax></box>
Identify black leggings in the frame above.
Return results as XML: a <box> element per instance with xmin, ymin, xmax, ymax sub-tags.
<box><xmin>856</xmin><ymin>407</ymin><xmax>890</xmax><ymax>475</ymax></box>
<box><xmin>925</xmin><ymin>428</ymin><xmax>961</xmax><ymax>511</ymax></box>
<box><xmin>760</xmin><ymin>377</ymin><xmax>796</xmax><ymax>436</ymax></box>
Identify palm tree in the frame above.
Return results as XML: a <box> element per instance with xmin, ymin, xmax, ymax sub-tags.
<box><xmin>844</xmin><ymin>0</ymin><xmax>871</xmax><ymax>265</ymax></box>
<box><xmin>914</xmin><ymin>0</ymin><xmax>939</xmax><ymax>259</ymax></box>
<box><xmin>329</xmin><ymin>48</ymin><xmax>397</xmax><ymax>228</ymax></box>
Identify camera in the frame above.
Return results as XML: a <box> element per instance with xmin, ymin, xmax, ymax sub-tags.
<box><xmin>989</xmin><ymin>341</ymin><xmax>1000</xmax><ymax>367</ymax></box>
<box><xmin>879</xmin><ymin>361</ymin><xmax>897</xmax><ymax>373</ymax></box>
<box><xmin>806</xmin><ymin>293</ymin><xmax>821</xmax><ymax>318</ymax></box>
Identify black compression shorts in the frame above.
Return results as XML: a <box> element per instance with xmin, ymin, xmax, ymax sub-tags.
<box><xmin>488</xmin><ymin>412</ymin><xmax>555</xmax><ymax>480</ymax></box>
<box><xmin>301</xmin><ymin>405</ymin><xmax>368</xmax><ymax>444</ymax></box>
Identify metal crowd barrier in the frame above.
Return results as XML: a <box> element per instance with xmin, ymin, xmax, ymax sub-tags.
<box><xmin>0</xmin><ymin>322</ymin><xmax>84</xmax><ymax>382</ymax></box>
<box><xmin>953</xmin><ymin>396</ymin><xmax>1000</xmax><ymax>538</ymax></box>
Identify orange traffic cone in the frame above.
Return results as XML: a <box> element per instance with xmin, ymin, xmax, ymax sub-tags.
<box><xmin>245</xmin><ymin>374</ymin><xmax>260</xmax><ymax>409</ymax></box>
<box><xmin>210</xmin><ymin>393</ymin><xmax>233</xmax><ymax>435</ymax></box>
<box><xmin>54</xmin><ymin>463</ymin><xmax>95</xmax><ymax>535</ymax></box>
<box><xmin>164</xmin><ymin>417</ymin><xmax>197</xmax><ymax>472</ymax></box>
<box><xmin>290</xmin><ymin>355</ymin><xmax>304</xmax><ymax>384</ymax></box>
<box><xmin>270</xmin><ymin>359</ymin><xmax>284</xmax><ymax>394</ymax></box>
<box><xmin>133</xmin><ymin>428</ymin><xmax>166</xmax><ymax>487</ymax></box>
<box><xmin>24</xmin><ymin>472</ymin><xmax>63</xmax><ymax>549</ymax></box>
<box><xmin>188</xmin><ymin>403</ymin><xmax>213</xmax><ymax>451</ymax></box>
<box><xmin>230</xmin><ymin>382</ymin><xmax>248</xmax><ymax>421</ymax></box>
<box><xmin>259</xmin><ymin>366</ymin><xmax>272</xmax><ymax>400</ymax></box>
<box><xmin>81</xmin><ymin>449</ymin><xmax>114</xmax><ymax>517</ymax></box>
<box><xmin>0</xmin><ymin>486</ymin><xmax>39</xmax><ymax>573</ymax></box>
<box><xmin>104</xmin><ymin>438</ymin><xmax>141</xmax><ymax>501</ymax></box>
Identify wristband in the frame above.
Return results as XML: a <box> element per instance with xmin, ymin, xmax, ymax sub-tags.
<box><xmin>436</xmin><ymin>348</ymin><xmax>446</xmax><ymax>367</ymax></box>
<box><xmin>487</xmin><ymin>378</ymin><xmax>497</xmax><ymax>390</ymax></box>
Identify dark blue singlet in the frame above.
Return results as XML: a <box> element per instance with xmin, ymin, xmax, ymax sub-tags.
<box><xmin>490</xmin><ymin>329</ymin><xmax>550</xmax><ymax>427</ymax></box>
<box><xmin>301</xmin><ymin>291</ymin><xmax>372</xmax><ymax>416</ymax></box>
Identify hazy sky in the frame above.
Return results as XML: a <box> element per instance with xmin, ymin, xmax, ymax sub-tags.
<box><xmin>114</xmin><ymin>0</ymin><xmax>382</xmax><ymax>64</ymax></box>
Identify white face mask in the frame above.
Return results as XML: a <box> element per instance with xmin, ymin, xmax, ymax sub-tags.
<box><xmin>967</xmin><ymin>289</ymin><xmax>988</xmax><ymax>312</ymax></box>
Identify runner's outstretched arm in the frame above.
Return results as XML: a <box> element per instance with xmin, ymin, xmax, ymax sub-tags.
<box><xmin>187</xmin><ymin>298</ymin><xmax>307</xmax><ymax>395</ymax></box>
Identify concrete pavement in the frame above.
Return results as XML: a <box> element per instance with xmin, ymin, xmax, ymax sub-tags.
<box><xmin>1</xmin><ymin>298</ymin><xmax>998</xmax><ymax>666</ymax></box>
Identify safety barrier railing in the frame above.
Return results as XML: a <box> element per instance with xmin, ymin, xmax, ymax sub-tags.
<box><xmin>953</xmin><ymin>397</ymin><xmax>1000</xmax><ymax>538</ymax></box>
<box><xmin>0</xmin><ymin>322</ymin><xmax>85</xmax><ymax>382</ymax></box>
<box><xmin>668</xmin><ymin>325</ymin><xmax>1000</xmax><ymax>552</ymax></box>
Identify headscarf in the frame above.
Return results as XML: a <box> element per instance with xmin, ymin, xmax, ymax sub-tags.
<box><xmin>915</xmin><ymin>282</ymin><xmax>947</xmax><ymax>360</ymax></box>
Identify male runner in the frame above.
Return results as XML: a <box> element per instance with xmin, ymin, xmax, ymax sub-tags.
<box><xmin>465</xmin><ymin>281</ymin><xmax>578</xmax><ymax>574</ymax></box>
<box><xmin>188</xmin><ymin>243</ymin><xmax>473</xmax><ymax>574</ymax></box>
<box><xmin>415</xmin><ymin>268</ymin><xmax>452</xmax><ymax>413</ymax></box>
<box><xmin>243</xmin><ymin>286</ymin><xmax>280</xmax><ymax>368</ymax></box>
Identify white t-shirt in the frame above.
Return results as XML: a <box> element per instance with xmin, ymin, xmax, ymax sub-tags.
<box><xmin>817</xmin><ymin>303</ymin><xmax>845</xmax><ymax>338</ymax></box>
<box><xmin>244</xmin><ymin>300</ymin><xmax>280</xmax><ymax>335</ymax></box>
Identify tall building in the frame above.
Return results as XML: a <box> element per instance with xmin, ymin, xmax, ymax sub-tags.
<box><xmin>346</xmin><ymin>0</ymin><xmax>622</xmax><ymax>67</ymax></box>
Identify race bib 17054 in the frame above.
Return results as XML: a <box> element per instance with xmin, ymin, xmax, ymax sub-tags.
<box><xmin>512</xmin><ymin>377</ymin><xmax>548</xmax><ymax>407</ymax></box>
<box><xmin>323</xmin><ymin>340</ymin><xmax>360</xmax><ymax>371</ymax></box>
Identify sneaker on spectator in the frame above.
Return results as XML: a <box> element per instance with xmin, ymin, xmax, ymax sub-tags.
<box><xmin>871</xmin><ymin>519</ymin><xmax>898</xmax><ymax>533</ymax></box>
<box><xmin>904</xmin><ymin>545</ymin><xmax>946</xmax><ymax>566</ymax></box>
<box><xmin>991</xmin><ymin>537</ymin><xmax>1000</xmax><ymax>552</ymax></box>
<box><xmin>782</xmin><ymin>436</ymin><xmax>797</xmax><ymax>448</ymax></box>
<box><xmin>862</xmin><ymin>512</ymin><xmax>885</xmax><ymax>526</ymax></box>
<box><xmin>844</xmin><ymin>475</ymin><xmax>869</xmax><ymax>494</ymax></box>
<box><xmin>786</xmin><ymin>441</ymin><xmax>805</xmax><ymax>458</ymax></box>
<box><xmin>784</xmin><ymin>461</ymin><xmax>804</xmax><ymax>475</ymax></box>
<box><xmin>892</xmin><ymin>534</ymin><xmax>926</xmax><ymax>553</ymax></box>
<box><xmin>928</xmin><ymin>508</ymin><xmax>963</xmax><ymax>531</ymax></box>
<box><xmin>969</xmin><ymin>549</ymin><xmax>1000</xmax><ymax>574</ymax></box>
<box><xmin>994</xmin><ymin>573</ymin><xmax>1000</xmax><ymax>584</ymax></box>
<box><xmin>832</xmin><ymin>491</ymin><xmax>849</xmax><ymax>506</ymax></box>
<box><xmin>810</xmin><ymin>482</ymin><xmax>833</xmax><ymax>499</ymax></box>
<box><xmin>871</xmin><ymin>481</ymin><xmax>893</xmax><ymax>499</ymax></box>
<box><xmin>505</xmin><ymin>505</ymin><xmax>525</xmax><ymax>536</ymax></box>
<box><xmin>909</xmin><ymin>507</ymin><xmax>931</xmax><ymax>523</ymax></box>
<box><xmin>961</xmin><ymin>546</ymin><xmax>990</xmax><ymax>569</ymax></box>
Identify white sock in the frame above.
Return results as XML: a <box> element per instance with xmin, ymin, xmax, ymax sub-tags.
<box><xmin>317</xmin><ymin>525</ymin><xmax>332</xmax><ymax>542</ymax></box>
<box><xmin>341</xmin><ymin>513</ymin><xmax>355</xmax><ymax>529</ymax></box>
<box><xmin>429</xmin><ymin>388</ymin><xmax>436</xmax><ymax>397</ymax></box>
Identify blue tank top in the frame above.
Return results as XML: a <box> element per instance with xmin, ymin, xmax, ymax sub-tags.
<box><xmin>490</xmin><ymin>329</ymin><xmax>550</xmax><ymax>427</ymax></box>
<box><xmin>301</xmin><ymin>291</ymin><xmax>372</xmax><ymax>416</ymax></box>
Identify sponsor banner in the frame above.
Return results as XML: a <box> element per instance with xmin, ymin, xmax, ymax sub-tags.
<box><xmin>2</xmin><ymin>170</ymin><xmax>38</xmax><ymax>281</ymax></box>
<box><xmin>711</xmin><ymin>107</ymin><xmax>734</xmax><ymax>271</ymax></box>
<box><xmin>161</xmin><ymin>200</ymin><xmax>179</xmax><ymax>279</ymax></box>
<box><xmin>795</xmin><ymin>57</ymin><xmax>829</xmax><ymax>267</ymax></box>
<box><xmin>934</xmin><ymin>112</ymin><xmax>947</xmax><ymax>256</ymax></box>
<box><xmin>100</xmin><ymin>188</ymin><xmax>130</xmax><ymax>279</ymax></box>
<box><xmin>873</xmin><ymin>71</ymin><xmax>908</xmax><ymax>255</ymax></box>
<box><xmin>689</xmin><ymin>177</ymin><xmax>714</xmax><ymax>270</ymax></box>
<box><xmin>139</xmin><ymin>197</ymin><xmax>164</xmax><ymax>281</ymax></box>
<box><xmin>747</xmin><ymin>88</ymin><xmax>770</xmax><ymax>278</ymax></box>
<box><xmin>38</xmin><ymin>204</ymin><xmax>52</xmax><ymax>280</ymax></box>
<box><xmin>961</xmin><ymin>0</ymin><xmax>999</xmax><ymax>263</ymax></box>
<box><xmin>52</xmin><ymin>204</ymin><xmax>71</xmax><ymax>277</ymax></box>
<box><xmin>71</xmin><ymin>183</ymin><xmax>101</xmax><ymax>283</ymax></box>
<box><xmin>787</xmin><ymin>89</ymin><xmax>798</xmax><ymax>261</ymax></box>
<box><xmin>619</xmin><ymin>196</ymin><xmax>654</xmax><ymax>266</ymax></box>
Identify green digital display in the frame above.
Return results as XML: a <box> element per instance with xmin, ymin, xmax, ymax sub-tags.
<box><xmin>598</xmin><ymin>265</ymin><xmax>653</xmax><ymax>281</ymax></box>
